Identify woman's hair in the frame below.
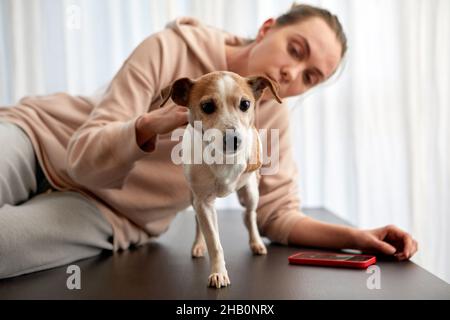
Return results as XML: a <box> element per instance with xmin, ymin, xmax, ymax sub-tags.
<box><xmin>277</xmin><ymin>3</ymin><xmax>347</xmax><ymax>57</ymax></box>
<box><xmin>255</xmin><ymin>3</ymin><xmax>348</xmax><ymax>58</ymax></box>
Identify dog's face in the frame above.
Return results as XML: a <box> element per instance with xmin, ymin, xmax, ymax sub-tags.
<box><xmin>160</xmin><ymin>71</ymin><xmax>281</xmax><ymax>154</ymax></box>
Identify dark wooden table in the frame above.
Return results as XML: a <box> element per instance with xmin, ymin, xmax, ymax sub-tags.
<box><xmin>0</xmin><ymin>208</ymin><xmax>449</xmax><ymax>299</ymax></box>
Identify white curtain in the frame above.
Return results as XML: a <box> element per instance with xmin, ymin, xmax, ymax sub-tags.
<box><xmin>0</xmin><ymin>0</ymin><xmax>448</xmax><ymax>283</ymax></box>
<box><xmin>291</xmin><ymin>0</ymin><xmax>450</xmax><ymax>284</ymax></box>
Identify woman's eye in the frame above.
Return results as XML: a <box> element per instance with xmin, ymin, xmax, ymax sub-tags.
<box><xmin>239</xmin><ymin>99</ymin><xmax>250</xmax><ymax>112</ymax></box>
<box><xmin>303</xmin><ymin>73</ymin><xmax>311</xmax><ymax>85</ymax></box>
<box><xmin>304</xmin><ymin>72</ymin><xmax>316</xmax><ymax>86</ymax></box>
<box><xmin>289</xmin><ymin>44</ymin><xmax>303</xmax><ymax>60</ymax></box>
<box><xmin>201</xmin><ymin>101</ymin><xmax>216</xmax><ymax>114</ymax></box>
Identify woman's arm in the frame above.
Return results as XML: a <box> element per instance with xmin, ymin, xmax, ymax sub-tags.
<box><xmin>66</xmin><ymin>29</ymin><xmax>184</xmax><ymax>189</ymax></box>
<box><xmin>287</xmin><ymin>216</ymin><xmax>358</xmax><ymax>249</ymax></box>
<box><xmin>288</xmin><ymin>217</ymin><xmax>418</xmax><ymax>261</ymax></box>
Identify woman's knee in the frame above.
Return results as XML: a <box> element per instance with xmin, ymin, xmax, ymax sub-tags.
<box><xmin>0</xmin><ymin>122</ymin><xmax>38</xmax><ymax>206</ymax></box>
<box><xmin>0</xmin><ymin>198</ymin><xmax>113</xmax><ymax>279</ymax></box>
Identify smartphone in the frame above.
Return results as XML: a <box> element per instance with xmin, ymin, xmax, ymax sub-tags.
<box><xmin>288</xmin><ymin>251</ymin><xmax>376</xmax><ymax>269</ymax></box>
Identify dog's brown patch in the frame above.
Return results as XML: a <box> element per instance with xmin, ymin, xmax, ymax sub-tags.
<box><xmin>244</xmin><ymin>126</ymin><xmax>262</xmax><ymax>173</ymax></box>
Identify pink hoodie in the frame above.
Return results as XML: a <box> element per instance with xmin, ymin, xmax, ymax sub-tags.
<box><xmin>0</xmin><ymin>17</ymin><xmax>305</xmax><ymax>250</ymax></box>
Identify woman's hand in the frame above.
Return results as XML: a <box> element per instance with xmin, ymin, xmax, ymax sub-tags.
<box><xmin>354</xmin><ymin>225</ymin><xmax>418</xmax><ymax>261</ymax></box>
<box><xmin>135</xmin><ymin>104</ymin><xmax>189</xmax><ymax>151</ymax></box>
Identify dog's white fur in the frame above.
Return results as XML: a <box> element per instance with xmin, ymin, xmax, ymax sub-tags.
<box><xmin>160</xmin><ymin>71</ymin><xmax>281</xmax><ymax>288</ymax></box>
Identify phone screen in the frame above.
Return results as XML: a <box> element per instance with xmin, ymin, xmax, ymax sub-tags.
<box><xmin>296</xmin><ymin>253</ymin><xmax>371</xmax><ymax>262</ymax></box>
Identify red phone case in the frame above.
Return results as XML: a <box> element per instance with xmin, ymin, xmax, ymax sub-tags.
<box><xmin>288</xmin><ymin>251</ymin><xmax>376</xmax><ymax>269</ymax></box>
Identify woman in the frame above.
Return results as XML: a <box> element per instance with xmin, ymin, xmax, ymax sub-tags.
<box><xmin>0</xmin><ymin>4</ymin><xmax>418</xmax><ymax>279</ymax></box>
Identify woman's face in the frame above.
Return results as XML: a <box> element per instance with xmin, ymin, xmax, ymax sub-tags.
<box><xmin>248</xmin><ymin>17</ymin><xmax>343</xmax><ymax>99</ymax></box>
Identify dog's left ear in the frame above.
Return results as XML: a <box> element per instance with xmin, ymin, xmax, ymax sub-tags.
<box><xmin>159</xmin><ymin>77</ymin><xmax>194</xmax><ymax>107</ymax></box>
<box><xmin>247</xmin><ymin>76</ymin><xmax>282</xmax><ymax>104</ymax></box>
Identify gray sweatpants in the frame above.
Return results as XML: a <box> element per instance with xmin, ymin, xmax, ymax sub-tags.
<box><xmin>0</xmin><ymin>121</ymin><xmax>114</xmax><ymax>279</ymax></box>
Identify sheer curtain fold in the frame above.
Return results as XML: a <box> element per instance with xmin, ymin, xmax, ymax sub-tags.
<box><xmin>0</xmin><ymin>0</ymin><xmax>448</xmax><ymax>283</ymax></box>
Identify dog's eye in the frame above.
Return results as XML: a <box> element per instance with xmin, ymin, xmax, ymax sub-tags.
<box><xmin>201</xmin><ymin>101</ymin><xmax>216</xmax><ymax>114</ymax></box>
<box><xmin>239</xmin><ymin>99</ymin><xmax>250</xmax><ymax>112</ymax></box>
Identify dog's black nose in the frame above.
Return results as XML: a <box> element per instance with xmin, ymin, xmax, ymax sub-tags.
<box><xmin>223</xmin><ymin>131</ymin><xmax>242</xmax><ymax>153</ymax></box>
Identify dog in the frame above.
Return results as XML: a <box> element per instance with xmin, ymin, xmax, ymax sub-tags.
<box><xmin>160</xmin><ymin>71</ymin><xmax>282</xmax><ymax>288</ymax></box>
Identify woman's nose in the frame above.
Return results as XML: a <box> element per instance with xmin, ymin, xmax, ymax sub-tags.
<box><xmin>281</xmin><ymin>64</ymin><xmax>303</xmax><ymax>84</ymax></box>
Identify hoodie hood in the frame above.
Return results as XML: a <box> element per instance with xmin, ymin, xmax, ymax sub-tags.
<box><xmin>165</xmin><ymin>16</ymin><xmax>251</xmax><ymax>73</ymax></box>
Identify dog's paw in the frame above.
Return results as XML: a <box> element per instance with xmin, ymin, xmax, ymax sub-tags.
<box><xmin>250</xmin><ymin>241</ymin><xmax>267</xmax><ymax>255</ymax></box>
<box><xmin>191</xmin><ymin>243</ymin><xmax>207</xmax><ymax>258</ymax></box>
<box><xmin>208</xmin><ymin>272</ymin><xmax>231</xmax><ymax>289</ymax></box>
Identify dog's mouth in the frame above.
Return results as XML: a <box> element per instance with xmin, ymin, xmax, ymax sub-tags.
<box><xmin>191</xmin><ymin>124</ymin><xmax>245</xmax><ymax>156</ymax></box>
<box><xmin>208</xmin><ymin>131</ymin><xmax>244</xmax><ymax>155</ymax></box>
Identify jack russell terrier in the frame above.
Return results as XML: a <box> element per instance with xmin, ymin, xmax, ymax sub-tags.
<box><xmin>160</xmin><ymin>71</ymin><xmax>282</xmax><ymax>288</ymax></box>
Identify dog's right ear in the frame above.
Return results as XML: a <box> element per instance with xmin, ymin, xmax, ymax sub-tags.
<box><xmin>159</xmin><ymin>78</ymin><xmax>194</xmax><ymax>107</ymax></box>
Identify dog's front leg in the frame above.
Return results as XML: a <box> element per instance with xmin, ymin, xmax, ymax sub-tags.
<box><xmin>192</xmin><ymin>196</ymin><xmax>230</xmax><ymax>288</ymax></box>
<box><xmin>192</xmin><ymin>215</ymin><xmax>207</xmax><ymax>258</ymax></box>
<box><xmin>237</xmin><ymin>173</ymin><xmax>267</xmax><ymax>255</ymax></box>
<box><xmin>192</xmin><ymin>207</ymin><xmax>219</xmax><ymax>257</ymax></box>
